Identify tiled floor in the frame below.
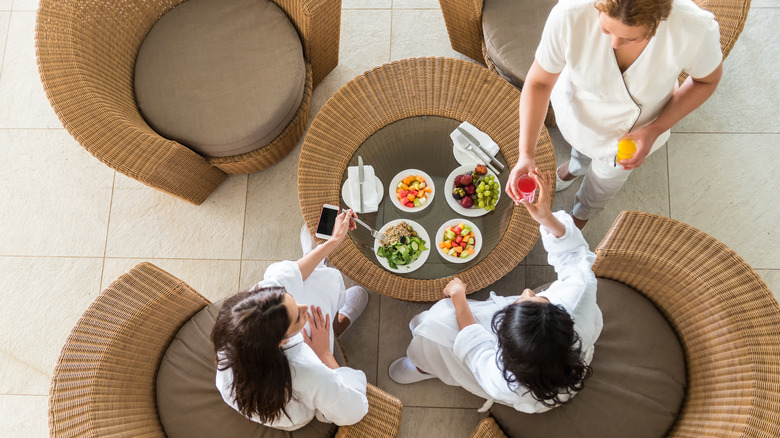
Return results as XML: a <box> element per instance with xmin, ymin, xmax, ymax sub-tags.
<box><xmin>1</xmin><ymin>1</ymin><xmax>778</xmax><ymax>437</ymax></box>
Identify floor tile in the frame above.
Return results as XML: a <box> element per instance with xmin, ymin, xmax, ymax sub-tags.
<box><xmin>525</xmin><ymin>265</ymin><xmax>557</xmax><ymax>290</ymax></box>
<box><xmin>311</xmin><ymin>9</ymin><xmax>391</xmax><ymax>117</ymax></box>
<box><xmin>525</xmin><ymin>129</ymin><xmax>670</xmax><ymax>265</ymax></box>
<box><xmin>0</xmin><ymin>13</ymin><xmax>9</xmax><ymax>61</ymax></box>
<box><xmin>398</xmin><ymin>407</ymin><xmax>482</xmax><ymax>438</ymax></box>
<box><xmin>756</xmin><ymin>270</ymin><xmax>780</xmax><ymax>303</ymax></box>
<box><xmin>674</xmin><ymin>9</ymin><xmax>780</xmax><ymax>133</ymax></box>
<box><xmin>338</xmin><ymin>281</ymin><xmax>380</xmax><ymax>385</ymax></box>
<box><xmin>473</xmin><ymin>263</ymin><xmax>525</xmax><ymax>298</ymax></box>
<box><xmin>242</xmin><ymin>145</ymin><xmax>304</xmax><ymax>261</ymax></box>
<box><xmin>0</xmin><ymin>2</ymin><xmax>11</xmax><ymax>11</ymax></box>
<box><xmin>343</xmin><ymin>0</ymin><xmax>391</xmax><ymax>8</ymax></box>
<box><xmin>0</xmin><ymin>130</ymin><xmax>114</xmax><ymax>257</ymax></box>
<box><xmin>0</xmin><ymin>395</ymin><xmax>48</xmax><ymax>437</ymax></box>
<box><xmin>0</xmin><ymin>257</ymin><xmax>103</xmax><ymax>394</ymax></box>
<box><xmin>0</xmin><ymin>12</ymin><xmax>61</xmax><ymax>128</ymax></box>
<box><xmin>101</xmin><ymin>258</ymin><xmax>241</xmax><ymax>303</ymax></box>
<box><xmin>668</xmin><ymin>133</ymin><xmax>779</xmax><ymax>269</ymax></box>
<box><xmin>376</xmin><ymin>295</ymin><xmax>485</xmax><ymax>408</ymax></box>
<box><xmin>106</xmin><ymin>174</ymin><xmax>247</xmax><ymax>259</ymax></box>
<box><xmin>12</xmin><ymin>0</ymin><xmax>37</xmax><ymax>11</ymax></box>
<box><xmin>390</xmin><ymin>9</ymin><xmax>472</xmax><ymax>61</ymax></box>
<box><xmin>393</xmin><ymin>0</ymin><xmax>440</xmax><ymax>8</ymax></box>
<box><xmin>751</xmin><ymin>0</ymin><xmax>780</xmax><ymax>6</ymax></box>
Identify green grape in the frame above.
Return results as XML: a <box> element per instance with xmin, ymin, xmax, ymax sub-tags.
<box><xmin>478</xmin><ymin>201</ymin><xmax>485</xmax><ymax>208</ymax></box>
<box><xmin>477</xmin><ymin>192</ymin><xmax>483</xmax><ymax>199</ymax></box>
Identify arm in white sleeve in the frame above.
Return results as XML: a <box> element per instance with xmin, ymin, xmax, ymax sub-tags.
<box><xmin>310</xmin><ymin>366</ymin><xmax>369</xmax><ymax>426</ymax></box>
<box><xmin>251</xmin><ymin>260</ymin><xmax>305</xmax><ymax>296</ymax></box>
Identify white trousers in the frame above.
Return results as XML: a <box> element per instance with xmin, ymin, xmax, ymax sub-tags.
<box><xmin>567</xmin><ymin>149</ymin><xmax>632</xmax><ymax>220</ymax></box>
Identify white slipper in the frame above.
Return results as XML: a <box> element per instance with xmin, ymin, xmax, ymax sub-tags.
<box><xmin>556</xmin><ymin>163</ymin><xmax>580</xmax><ymax>192</ymax></box>
<box><xmin>389</xmin><ymin>357</ymin><xmax>436</xmax><ymax>384</ymax></box>
<box><xmin>337</xmin><ymin>286</ymin><xmax>369</xmax><ymax>336</ymax></box>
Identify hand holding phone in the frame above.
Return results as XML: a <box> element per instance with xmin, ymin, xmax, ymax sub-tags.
<box><xmin>315</xmin><ymin>204</ymin><xmax>340</xmax><ymax>239</ymax></box>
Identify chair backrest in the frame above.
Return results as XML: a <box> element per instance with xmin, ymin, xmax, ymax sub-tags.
<box><xmin>593</xmin><ymin>211</ymin><xmax>780</xmax><ymax>437</ymax></box>
<box><xmin>49</xmin><ymin>263</ymin><xmax>210</xmax><ymax>437</ymax></box>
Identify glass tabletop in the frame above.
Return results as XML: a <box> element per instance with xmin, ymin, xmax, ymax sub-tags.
<box><xmin>340</xmin><ymin>116</ymin><xmax>512</xmax><ymax>280</ymax></box>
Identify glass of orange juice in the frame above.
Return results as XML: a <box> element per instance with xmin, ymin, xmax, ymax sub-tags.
<box><xmin>616</xmin><ymin>138</ymin><xmax>637</xmax><ymax>166</ymax></box>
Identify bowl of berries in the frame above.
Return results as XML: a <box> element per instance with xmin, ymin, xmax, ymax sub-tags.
<box><xmin>436</xmin><ymin>219</ymin><xmax>482</xmax><ymax>263</ymax></box>
<box><xmin>389</xmin><ymin>169</ymin><xmax>435</xmax><ymax>212</ymax></box>
<box><xmin>445</xmin><ymin>164</ymin><xmax>501</xmax><ymax>217</ymax></box>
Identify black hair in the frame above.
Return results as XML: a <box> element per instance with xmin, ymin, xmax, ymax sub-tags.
<box><xmin>212</xmin><ymin>287</ymin><xmax>293</xmax><ymax>422</ymax></box>
<box><xmin>491</xmin><ymin>300</ymin><xmax>592</xmax><ymax>407</ymax></box>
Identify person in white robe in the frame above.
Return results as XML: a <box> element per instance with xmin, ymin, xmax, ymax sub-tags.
<box><xmin>214</xmin><ymin>210</ymin><xmax>370</xmax><ymax>430</ymax></box>
<box><xmin>390</xmin><ymin>170</ymin><xmax>603</xmax><ymax>413</ymax></box>
<box><xmin>506</xmin><ymin>0</ymin><xmax>723</xmax><ymax>229</ymax></box>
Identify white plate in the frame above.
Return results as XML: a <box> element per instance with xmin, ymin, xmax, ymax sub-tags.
<box><xmin>444</xmin><ymin>165</ymin><xmax>501</xmax><ymax>217</ymax></box>
<box><xmin>388</xmin><ymin>169</ymin><xmax>435</xmax><ymax>213</ymax></box>
<box><xmin>435</xmin><ymin>219</ymin><xmax>482</xmax><ymax>264</ymax></box>
<box><xmin>341</xmin><ymin>176</ymin><xmax>384</xmax><ymax>213</ymax></box>
<box><xmin>373</xmin><ymin>219</ymin><xmax>430</xmax><ymax>273</ymax></box>
<box><xmin>453</xmin><ymin>142</ymin><xmax>489</xmax><ymax>167</ymax></box>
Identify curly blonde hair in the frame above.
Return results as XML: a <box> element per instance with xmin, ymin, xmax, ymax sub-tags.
<box><xmin>594</xmin><ymin>0</ymin><xmax>673</xmax><ymax>37</ymax></box>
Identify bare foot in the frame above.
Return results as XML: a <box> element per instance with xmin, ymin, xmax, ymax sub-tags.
<box><xmin>558</xmin><ymin>162</ymin><xmax>577</xmax><ymax>181</ymax></box>
<box><xmin>572</xmin><ymin>214</ymin><xmax>588</xmax><ymax>230</ymax></box>
<box><xmin>333</xmin><ymin>312</ymin><xmax>351</xmax><ymax>337</ymax></box>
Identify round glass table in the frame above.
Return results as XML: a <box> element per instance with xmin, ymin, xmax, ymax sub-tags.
<box><xmin>298</xmin><ymin>57</ymin><xmax>556</xmax><ymax>301</ymax></box>
<box><xmin>342</xmin><ymin>116</ymin><xmax>512</xmax><ymax>280</ymax></box>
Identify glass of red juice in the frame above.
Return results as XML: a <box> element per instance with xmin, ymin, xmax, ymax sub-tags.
<box><xmin>516</xmin><ymin>174</ymin><xmax>537</xmax><ymax>203</ymax></box>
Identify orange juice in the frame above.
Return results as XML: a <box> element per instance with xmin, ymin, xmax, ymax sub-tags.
<box><xmin>616</xmin><ymin>138</ymin><xmax>637</xmax><ymax>163</ymax></box>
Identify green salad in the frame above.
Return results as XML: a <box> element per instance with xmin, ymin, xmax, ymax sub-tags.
<box><xmin>376</xmin><ymin>222</ymin><xmax>428</xmax><ymax>269</ymax></box>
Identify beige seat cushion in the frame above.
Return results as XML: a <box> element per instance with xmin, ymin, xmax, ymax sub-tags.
<box><xmin>156</xmin><ymin>301</ymin><xmax>337</xmax><ymax>438</ymax></box>
<box><xmin>490</xmin><ymin>279</ymin><xmax>686</xmax><ymax>438</ymax></box>
<box><xmin>134</xmin><ymin>0</ymin><xmax>305</xmax><ymax>158</ymax></box>
<box><xmin>482</xmin><ymin>0</ymin><xmax>557</xmax><ymax>88</ymax></box>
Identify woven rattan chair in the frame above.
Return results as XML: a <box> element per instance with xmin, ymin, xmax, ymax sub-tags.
<box><xmin>439</xmin><ymin>0</ymin><xmax>750</xmax><ymax>83</ymax></box>
<box><xmin>49</xmin><ymin>262</ymin><xmax>403</xmax><ymax>438</ymax></box>
<box><xmin>36</xmin><ymin>0</ymin><xmax>341</xmax><ymax>205</ymax></box>
<box><xmin>470</xmin><ymin>211</ymin><xmax>780</xmax><ymax>438</ymax></box>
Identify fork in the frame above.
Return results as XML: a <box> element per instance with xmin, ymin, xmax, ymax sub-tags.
<box><xmin>456</xmin><ymin>134</ymin><xmax>500</xmax><ymax>174</ymax></box>
<box><xmin>353</xmin><ymin>216</ymin><xmax>389</xmax><ymax>243</ymax></box>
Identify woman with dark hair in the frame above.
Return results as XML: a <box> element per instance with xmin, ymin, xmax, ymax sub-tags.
<box><xmin>506</xmin><ymin>0</ymin><xmax>723</xmax><ymax>229</ymax></box>
<box><xmin>213</xmin><ymin>210</ymin><xmax>370</xmax><ymax>430</ymax></box>
<box><xmin>390</xmin><ymin>170</ymin><xmax>603</xmax><ymax>412</ymax></box>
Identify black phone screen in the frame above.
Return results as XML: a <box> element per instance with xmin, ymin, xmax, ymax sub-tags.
<box><xmin>316</xmin><ymin>207</ymin><xmax>339</xmax><ymax>236</ymax></box>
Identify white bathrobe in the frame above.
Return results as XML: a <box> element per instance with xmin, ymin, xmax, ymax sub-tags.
<box><xmin>216</xmin><ymin>261</ymin><xmax>369</xmax><ymax>430</ymax></box>
<box><xmin>407</xmin><ymin>211</ymin><xmax>603</xmax><ymax>413</ymax></box>
<box><xmin>537</xmin><ymin>0</ymin><xmax>722</xmax><ymax>164</ymax></box>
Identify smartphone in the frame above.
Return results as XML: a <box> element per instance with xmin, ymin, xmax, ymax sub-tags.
<box><xmin>315</xmin><ymin>204</ymin><xmax>340</xmax><ymax>239</ymax></box>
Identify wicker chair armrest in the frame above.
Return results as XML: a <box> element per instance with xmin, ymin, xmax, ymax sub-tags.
<box><xmin>678</xmin><ymin>0</ymin><xmax>750</xmax><ymax>84</ymax></box>
<box><xmin>273</xmin><ymin>0</ymin><xmax>341</xmax><ymax>87</ymax></box>
<box><xmin>49</xmin><ymin>262</ymin><xmax>211</xmax><ymax>437</ymax></box>
<box><xmin>438</xmin><ymin>0</ymin><xmax>486</xmax><ymax>63</ymax></box>
<box><xmin>335</xmin><ymin>383</ymin><xmax>403</xmax><ymax>438</ymax></box>
<box><xmin>594</xmin><ymin>211</ymin><xmax>780</xmax><ymax>437</ymax></box>
<box><xmin>36</xmin><ymin>0</ymin><xmax>227</xmax><ymax>205</ymax></box>
<box><xmin>471</xmin><ymin>417</ymin><xmax>509</xmax><ymax>438</ymax></box>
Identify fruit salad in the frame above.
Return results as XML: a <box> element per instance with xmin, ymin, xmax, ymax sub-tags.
<box><xmin>451</xmin><ymin>165</ymin><xmax>499</xmax><ymax>211</ymax></box>
<box><xmin>396</xmin><ymin>175</ymin><xmax>433</xmax><ymax>208</ymax></box>
<box><xmin>439</xmin><ymin>223</ymin><xmax>476</xmax><ymax>259</ymax></box>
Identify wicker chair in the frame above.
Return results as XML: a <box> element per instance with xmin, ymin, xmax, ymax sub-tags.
<box><xmin>49</xmin><ymin>263</ymin><xmax>403</xmax><ymax>438</ymax></box>
<box><xmin>439</xmin><ymin>0</ymin><xmax>751</xmax><ymax>83</ymax></box>
<box><xmin>36</xmin><ymin>0</ymin><xmax>341</xmax><ymax>205</ymax></box>
<box><xmin>471</xmin><ymin>211</ymin><xmax>780</xmax><ymax>437</ymax></box>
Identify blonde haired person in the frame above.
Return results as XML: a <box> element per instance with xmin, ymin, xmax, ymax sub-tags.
<box><xmin>506</xmin><ymin>0</ymin><xmax>723</xmax><ymax>229</ymax></box>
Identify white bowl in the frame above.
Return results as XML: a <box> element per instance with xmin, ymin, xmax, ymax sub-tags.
<box><xmin>444</xmin><ymin>165</ymin><xmax>500</xmax><ymax>217</ymax></box>
<box><xmin>373</xmin><ymin>219</ymin><xmax>430</xmax><ymax>273</ymax></box>
<box><xmin>435</xmin><ymin>219</ymin><xmax>482</xmax><ymax>263</ymax></box>
<box><xmin>388</xmin><ymin>169</ymin><xmax>435</xmax><ymax>213</ymax></box>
